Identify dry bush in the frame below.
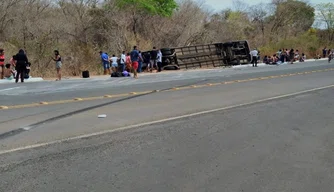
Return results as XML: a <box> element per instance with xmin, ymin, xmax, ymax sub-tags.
<box><xmin>0</xmin><ymin>0</ymin><xmax>332</xmax><ymax>78</ymax></box>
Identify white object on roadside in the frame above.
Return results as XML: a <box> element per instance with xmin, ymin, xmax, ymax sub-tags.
<box><xmin>98</xmin><ymin>114</ymin><xmax>107</xmax><ymax>118</ymax></box>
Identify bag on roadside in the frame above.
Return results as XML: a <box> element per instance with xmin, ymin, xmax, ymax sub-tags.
<box><xmin>111</xmin><ymin>72</ymin><xmax>122</xmax><ymax>77</ymax></box>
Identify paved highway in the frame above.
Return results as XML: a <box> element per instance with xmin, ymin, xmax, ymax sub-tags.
<box><xmin>1</xmin><ymin>60</ymin><xmax>334</xmax><ymax>191</ymax></box>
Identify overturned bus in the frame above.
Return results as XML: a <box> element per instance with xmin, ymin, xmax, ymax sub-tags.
<box><xmin>157</xmin><ymin>40</ymin><xmax>251</xmax><ymax>70</ymax></box>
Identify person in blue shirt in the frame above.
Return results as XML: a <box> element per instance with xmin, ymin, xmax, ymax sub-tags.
<box><xmin>130</xmin><ymin>46</ymin><xmax>139</xmax><ymax>78</ymax></box>
<box><xmin>99</xmin><ymin>51</ymin><xmax>110</xmax><ymax>75</ymax></box>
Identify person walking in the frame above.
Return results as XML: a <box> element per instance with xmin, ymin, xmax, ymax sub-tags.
<box><xmin>0</xmin><ymin>48</ymin><xmax>5</xmax><ymax>79</ymax></box>
<box><xmin>130</xmin><ymin>46</ymin><xmax>139</xmax><ymax>78</ymax></box>
<box><xmin>250</xmin><ymin>48</ymin><xmax>258</xmax><ymax>67</ymax></box>
<box><xmin>14</xmin><ymin>49</ymin><xmax>28</xmax><ymax>83</ymax></box>
<box><xmin>52</xmin><ymin>50</ymin><xmax>62</xmax><ymax>81</ymax></box>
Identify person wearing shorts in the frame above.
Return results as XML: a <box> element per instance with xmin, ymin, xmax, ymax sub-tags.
<box><xmin>53</xmin><ymin>50</ymin><xmax>62</xmax><ymax>81</ymax></box>
<box><xmin>100</xmin><ymin>51</ymin><xmax>110</xmax><ymax>75</ymax></box>
<box><xmin>130</xmin><ymin>46</ymin><xmax>139</xmax><ymax>78</ymax></box>
<box><xmin>110</xmin><ymin>54</ymin><xmax>118</xmax><ymax>72</ymax></box>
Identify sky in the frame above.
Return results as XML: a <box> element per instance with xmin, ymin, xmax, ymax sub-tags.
<box><xmin>203</xmin><ymin>0</ymin><xmax>333</xmax><ymax>12</ymax></box>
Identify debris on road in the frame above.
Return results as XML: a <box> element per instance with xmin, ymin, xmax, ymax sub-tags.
<box><xmin>98</xmin><ymin>114</ymin><xmax>107</xmax><ymax>118</ymax></box>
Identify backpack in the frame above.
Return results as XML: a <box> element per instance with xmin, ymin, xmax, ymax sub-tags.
<box><xmin>111</xmin><ymin>72</ymin><xmax>122</xmax><ymax>77</ymax></box>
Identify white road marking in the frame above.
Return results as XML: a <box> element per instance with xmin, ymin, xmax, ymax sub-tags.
<box><xmin>1</xmin><ymin>84</ymin><xmax>334</xmax><ymax>155</ymax></box>
<box><xmin>0</xmin><ymin>87</ymin><xmax>21</xmax><ymax>92</ymax></box>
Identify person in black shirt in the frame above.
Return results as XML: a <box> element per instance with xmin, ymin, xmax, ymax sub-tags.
<box><xmin>323</xmin><ymin>47</ymin><xmax>327</xmax><ymax>58</ymax></box>
<box><xmin>289</xmin><ymin>49</ymin><xmax>294</xmax><ymax>64</ymax></box>
<box><xmin>149</xmin><ymin>47</ymin><xmax>158</xmax><ymax>72</ymax></box>
<box><xmin>14</xmin><ymin>49</ymin><xmax>28</xmax><ymax>83</ymax></box>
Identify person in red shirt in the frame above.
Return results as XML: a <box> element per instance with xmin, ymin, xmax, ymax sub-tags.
<box><xmin>0</xmin><ymin>48</ymin><xmax>5</xmax><ymax>79</ymax></box>
<box><xmin>125</xmin><ymin>53</ymin><xmax>132</xmax><ymax>72</ymax></box>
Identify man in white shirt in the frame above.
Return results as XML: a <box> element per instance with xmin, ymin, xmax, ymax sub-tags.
<box><xmin>120</xmin><ymin>51</ymin><xmax>126</xmax><ymax>72</ymax></box>
<box><xmin>250</xmin><ymin>48</ymin><xmax>259</xmax><ymax>67</ymax></box>
<box><xmin>157</xmin><ymin>49</ymin><xmax>162</xmax><ymax>72</ymax></box>
<box><xmin>110</xmin><ymin>54</ymin><xmax>118</xmax><ymax>72</ymax></box>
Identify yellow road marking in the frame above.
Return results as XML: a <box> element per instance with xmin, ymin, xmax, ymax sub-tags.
<box><xmin>224</xmin><ymin>81</ymin><xmax>235</xmax><ymax>84</ymax></box>
<box><xmin>1</xmin><ymin>68</ymin><xmax>333</xmax><ymax>110</ymax></box>
<box><xmin>236</xmin><ymin>80</ymin><xmax>249</xmax><ymax>82</ymax></box>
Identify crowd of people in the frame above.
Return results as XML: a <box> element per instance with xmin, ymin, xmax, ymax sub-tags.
<box><xmin>1</xmin><ymin>45</ymin><xmax>333</xmax><ymax>83</ymax></box>
<box><xmin>262</xmin><ymin>49</ymin><xmax>307</xmax><ymax>65</ymax></box>
<box><xmin>99</xmin><ymin>46</ymin><xmax>163</xmax><ymax>78</ymax></box>
<box><xmin>0</xmin><ymin>49</ymin><xmax>62</xmax><ymax>82</ymax></box>
<box><xmin>261</xmin><ymin>47</ymin><xmax>334</xmax><ymax>65</ymax></box>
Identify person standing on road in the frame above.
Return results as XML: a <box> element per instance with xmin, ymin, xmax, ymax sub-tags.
<box><xmin>289</xmin><ymin>49</ymin><xmax>295</xmax><ymax>64</ymax></box>
<box><xmin>125</xmin><ymin>52</ymin><xmax>131</xmax><ymax>72</ymax></box>
<box><xmin>52</xmin><ymin>50</ymin><xmax>62</xmax><ymax>81</ymax></box>
<box><xmin>14</xmin><ymin>49</ymin><xmax>28</xmax><ymax>83</ymax></box>
<box><xmin>149</xmin><ymin>47</ymin><xmax>158</xmax><ymax>72</ymax></box>
<box><xmin>143</xmin><ymin>52</ymin><xmax>151</xmax><ymax>72</ymax></box>
<box><xmin>120</xmin><ymin>51</ymin><xmax>126</xmax><ymax>72</ymax></box>
<box><xmin>138</xmin><ymin>51</ymin><xmax>143</xmax><ymax>73</ymax></box>
<box><xmin>0</xmin><ymin>48</ymin><xmax>5</xmax><ymax>79</ymax></box>
<box><xmin>99</xmin><ymin>51</ymin><xmax>110</xmax><ymax>75</ymax></box>
<box><xmin>110</xmin><ymin>54</ymin><xmax>118</xmax><ymax>73</ymax></box>
<box><xmin>250</xmin><ymin>48</ymin><xmax>258</xmax><ymax>67</ymax></box>
<box><xmin>130</xmin><ymin>46</ymin><xmax>139</xmax><ymax>78</ymax></box>
<box><xmin>157</xmin><ymin>49</ymin><xmax>162</xmax><ymax>72</ymax></box>
<box><xmin>323</xmin><ymin>47</ymin><xmax>327</xmax><ymax>58</ymax></box>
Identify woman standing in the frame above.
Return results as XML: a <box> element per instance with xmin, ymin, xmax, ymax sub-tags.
<box><xmin>14</xmin><ymin>49</ymin><xmax>28</xmax><ymax>83</ymax></box>
<box><xmin>52</xmin><ymin>50</ymin><xmax>62</xmax><ymax>81</ymax></box>
<box><xmin>125</xmin><ymin>52</ymin><xmax>132</xmax><ymax>72</ymax></box>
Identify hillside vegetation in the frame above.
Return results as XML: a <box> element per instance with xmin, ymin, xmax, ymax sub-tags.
<box><xmin>0</xmin><ymin>0</ymin><xmax>333</xmax><ymax>77</ymax></box>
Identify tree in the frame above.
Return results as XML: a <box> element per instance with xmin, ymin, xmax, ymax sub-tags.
<box><xmin>249</xmin><ymin>3</ymin><xmax>269</xmax><ymax>44</ymax></box>
<box><xmin>269</xmin><ymin>0</ymin><xmax>315</xmax><ymax>41</ymax></box>
<box><xmin>315</xmin><ymin>3</ymin><xmax>334</xmax><ymax>42</ymax></box>
<box><xmin>115</xmin><ymin>0</ymin><xmax>178</xmax><ymax>41</ymax></box>
<box><xmin>116</xmin><ymin>0</ymin><xmax>177</xmax><ymax>17</ymax></box>
<box><xmin>0</xmin><ymin>0</ymin><xmax>20</xmax><ymax>41</ymax></box>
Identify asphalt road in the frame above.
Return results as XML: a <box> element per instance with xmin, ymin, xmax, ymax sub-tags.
<box><xmin>1</xmin><ymin>60</ymin><xmax>334</xmax><ymax>191</ymax></box>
